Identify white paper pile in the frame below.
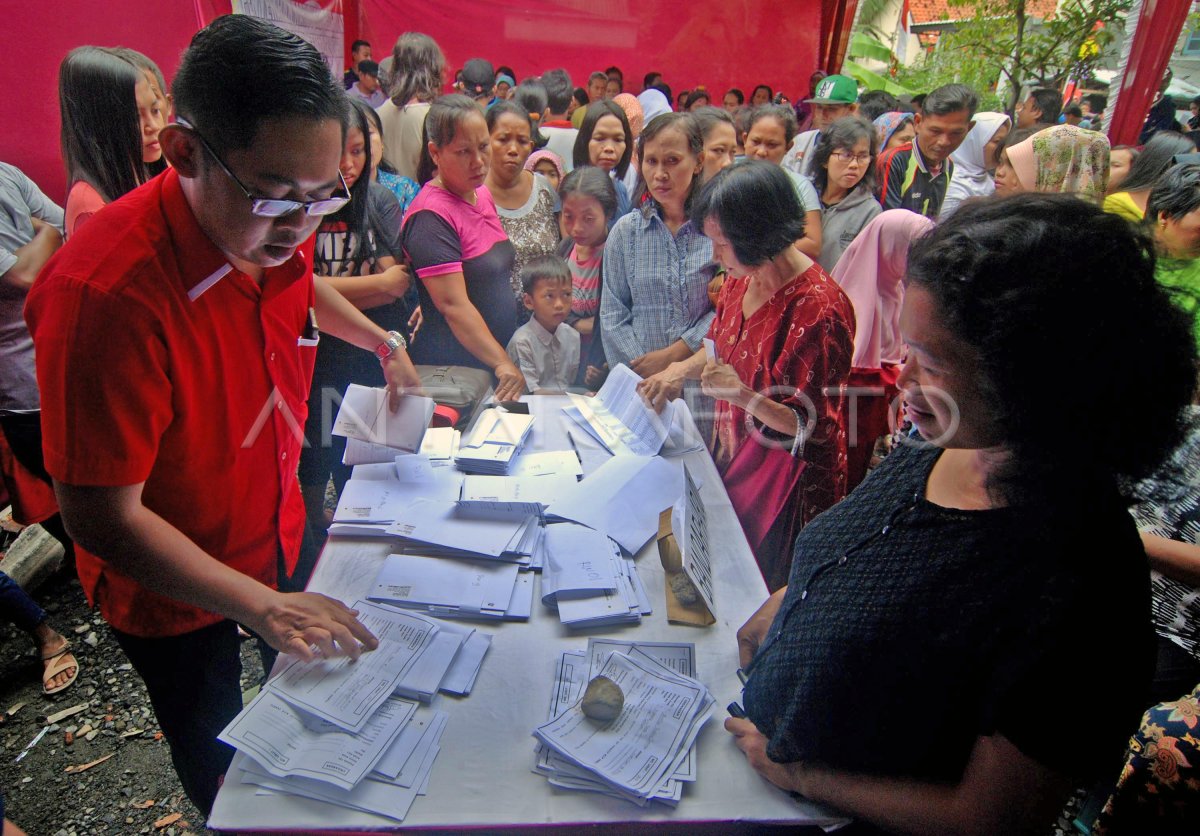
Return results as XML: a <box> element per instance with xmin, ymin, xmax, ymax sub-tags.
<box><xmin>541</xmin><ymin>523</ymin><xmax>650</xmax><ymax>627</ymax></box>
<box><xmin>547</xmin><ymin>454</ymin><xmax>684</xmax><ymax>554</ymax></box>
<box><xmin>369</xmin><ymin>553</ymin><xmax>535</xmax><ymax>621</ymax></box>
<box><xmin>533</xmin><ymin>639</ymin><xmax>712</xmax><ymax>806</ymax></box>
<box><xmin>332</xmin><ymin>384</ymin><xmax>435</xmax><ymax>459</ymax></box>
<box><xmin>330</xmin><ymin>455</ymin><xmax>465</xmax><ymax>531</ymax></box>
<box><xmin>563</xmin><ymin>364</ymin><xmax>675</xmax><ymax>456</ymax></box>
<box><xmin>218</xmin><ymin>603</ymin><xmax>475</xmax><ymax>822</ymax></box>
<box><xmin>454</xmin><ymin>409</ymin><xmax>535</xmax><ymax>474</ymax></box>
<box><xmin>457</xmin><ymin>474</ymin><xmax>579</xmax><ymax>517</ymax></box>
<box><xmin>384</xmin><ymin>498</ymin><xmax>540</xmax><ymax>563</ymax></box>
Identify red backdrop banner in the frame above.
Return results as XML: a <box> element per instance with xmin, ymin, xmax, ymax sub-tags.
<box><xmin>1</xmin><ymin>0</ymin><xmax>825</xmax><ymax>204</ymax></box>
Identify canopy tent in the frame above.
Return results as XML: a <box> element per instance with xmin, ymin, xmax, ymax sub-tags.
<box><xmin>1</xmin><ymin>0</ymin><xmax>862</xmax><ymax>203</ymax></box>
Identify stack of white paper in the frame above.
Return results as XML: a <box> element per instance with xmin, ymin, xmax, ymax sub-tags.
<box><xmin>532</xmin><ymin>640</ymin><xmax>712</xmax><ymax>806</ymax></box>
<box><xmin>331</xmin><ymin>456</ymin><xmax>466</xmax><ymax>532</ymax></box>
<box><xmin>509</xmin><ymin>450</ymin><xmax>583</xmax><ymax>478</ymax></box>
<box><xmin>541</xmin><ymin>523</ymin><xmax>650</xmax><ymax>627</ymax></box>
<box><xmin>419</xmin><ymin>426</ymin><xmax>460</xmax><ymax>460</ymax></box>
<box><xmin>563</xmin><ymin>364</ymin><xmax>675</xmax><ymax>456</ymax></box>
<box><xmin>385</xmin><ymin>498</ymin><xmax>540</xmax><ymax>562</ymax></box>
<box><xmin>457</xmin><ymin>474</ymin><xmax>579</xmax><ymax>517</ymax></box>
<box><xmin>369</xmin><ymin>553</ymin><xmax>535</xmax><ymax>621</ymax></box>
<box><xmin>454</xmin><ymin>410</ymin><xmax>535</xmax><ymax>474</ymax></box>
<box><xmin>547</xmin><ymin>455</ymin><xmax>684</xmax><ymax>554</ymax></box>
<box><xmin>333</xmin><ymin>384</ymin><xmax>435</xmax><ymax>458</ymax></box>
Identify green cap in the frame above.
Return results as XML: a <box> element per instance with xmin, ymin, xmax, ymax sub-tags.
<box><xmin>805</xmin><ymin>74</ymin><xmax>858</xmax><ymax>105</ymax></box>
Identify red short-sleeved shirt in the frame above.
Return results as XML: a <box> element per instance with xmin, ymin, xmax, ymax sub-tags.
<box><xmin>25</xmin><ymin>169</ymin><xmax>316</xmax><ymax>638</ymax></box>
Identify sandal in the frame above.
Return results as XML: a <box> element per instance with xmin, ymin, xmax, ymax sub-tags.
<box><xmin>41</xmin><ymin>643</ymin><xmax>80</xmax><ymax>696</ymax></box>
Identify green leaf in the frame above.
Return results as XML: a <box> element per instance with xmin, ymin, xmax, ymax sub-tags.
<box><xmin>849</xmin><ymin>33</ymin><xmax>894</xmax><ymax>64</ymax></box>
<box><xmin>841</xmin><ymin>61</ymin><xmax>914</xmax><ymax>97</ymax></box>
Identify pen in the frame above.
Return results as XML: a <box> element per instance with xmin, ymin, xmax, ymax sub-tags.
<box><xmin>566</xmin><ymin>429</ymin><xmax>583</xmax><ymax>466</ymax></box>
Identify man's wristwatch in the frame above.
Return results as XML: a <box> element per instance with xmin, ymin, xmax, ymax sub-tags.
<box><xmin>375</xmin><ymin>330</ymin><xmax>407</xmax><ymax>364</ymax></box>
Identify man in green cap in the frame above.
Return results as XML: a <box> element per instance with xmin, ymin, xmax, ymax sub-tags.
<box><xmin>783</xmin><ymin>74</ymin><xmax>859</xmax><ymax>177</ymax></box>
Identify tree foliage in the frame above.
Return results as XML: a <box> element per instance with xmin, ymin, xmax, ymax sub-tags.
<box><xmin>890</xmin><ymin>0</ymin><xmax>1130</xmax><ymax>112</ymax></box>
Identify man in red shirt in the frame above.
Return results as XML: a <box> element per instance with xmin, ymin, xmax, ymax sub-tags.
<box><xmin>25</xmin><ymin>15</ymin><xmax>420</xmax><ymax>817</ymax></box>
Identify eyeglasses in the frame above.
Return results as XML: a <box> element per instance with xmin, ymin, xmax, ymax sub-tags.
<box><xmin>832</xmin><ymin>151</ymin><xmax>872</xmax><ymax>165</ymax></box>
<box><xmin>175</xmin><ymin>118</ymin><xmax>350</xmax><ymax>218</ymax></box>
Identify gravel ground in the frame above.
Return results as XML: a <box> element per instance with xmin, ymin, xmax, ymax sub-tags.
<box><xmin>0</xmin><ymin>565</ymin><xmax>264</xmax><ymax>835</ymax></box>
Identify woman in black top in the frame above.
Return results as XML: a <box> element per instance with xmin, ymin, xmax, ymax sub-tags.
<box><xmin>728</xmin><ymin>193</ymin><xmax>1198</xmax><ymax>834</ymax></box>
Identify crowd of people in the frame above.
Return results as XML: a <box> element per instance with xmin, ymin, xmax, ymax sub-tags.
<box><xmin>2</xmin><ymin>14</ymin><xmax>1200</xmax><ymax>835</ymax></box>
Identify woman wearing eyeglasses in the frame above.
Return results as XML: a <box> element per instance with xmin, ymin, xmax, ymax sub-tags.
<box><xmin>811</xmin><ymin>117</ymin><xmax>880</xmax><ymax>272</ymax></box>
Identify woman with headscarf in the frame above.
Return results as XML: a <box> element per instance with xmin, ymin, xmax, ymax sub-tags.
<box><xmin>939</xmin><ymin>112</ymin><xmax>1011</xmax><ymax>218</ymax></box>
<box><xmin>637</xmin><ymin>87</ymin><xmax>672</xmax><ymax>128</ymax></box>
<box><xmin>872</xmin><ymin>111</ymin><xmax>915</xmax><ymax>153</ymax></box>
<box><xmin>994</xmin><ymin>124</ymin><xmax>1110</xmax><ymax>203</ymax></box>
<box><xmin>830</xmin><ymin>210</ymin><xmax>934</xmax><ymax>489</ymax></box>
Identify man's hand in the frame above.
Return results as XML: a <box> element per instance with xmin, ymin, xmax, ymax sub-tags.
<box><xmin>493</xmin><ymin>360</ymin><xmax>527</xmax><ymax>402</ymax></box>
<box><xmin>631</xmin><ymin>344</ymin><xmax>686</xmax><ymax>377</ymax></box>
<box><xmin>253</xmin><ymin>591</ymin><xmax>379</xmax><ymax>662</ymax></box>
<box><xmin>382</xmin><ymin>348</ymin><xmax>423</xmax><ymax>410</ymax></box>
<box><xmin>737</xmin><ymin>586</ymin><xmax>787</xmax><ymax>668</ymax></box>
<box><xmin>725</xmin><ymin>716</ymin><xmax>804</xmax><ymax>794</ymax></box>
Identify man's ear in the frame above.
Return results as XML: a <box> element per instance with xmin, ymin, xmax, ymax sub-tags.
<box><xmin>161</xmin><ymin>125</ymin><xmax>202</xmax><ymax>178</ymax></box>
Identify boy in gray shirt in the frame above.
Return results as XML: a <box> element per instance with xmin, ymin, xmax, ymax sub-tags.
<box><xmin>506</xmin><ymin>255</ymin><xmax>580</xmax><ymax>393</ymax></box>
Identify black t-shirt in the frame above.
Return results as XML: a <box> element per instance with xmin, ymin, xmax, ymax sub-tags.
<box><xmin>743</xmin><ymin>441</ymin><xmax>1153</xmax><ymax>785</ymax></box>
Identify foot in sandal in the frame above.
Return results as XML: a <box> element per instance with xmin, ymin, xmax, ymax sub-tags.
<box><xmin>33</xmin><ymin>623</ymin><xmax>80</xmax><ymax>695</ymax></box>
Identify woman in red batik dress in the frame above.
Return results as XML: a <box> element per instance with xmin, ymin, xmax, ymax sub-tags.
<box><xmin>639</xmin><ymin>161</ymin><xmax>854</xmax><ymax>590</ymax></box>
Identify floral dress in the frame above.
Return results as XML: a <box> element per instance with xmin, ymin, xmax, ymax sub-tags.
<box><xmin>495</xmin><ymin>173</ymin><xmax>560</xmax><ymax>318</ymax></box>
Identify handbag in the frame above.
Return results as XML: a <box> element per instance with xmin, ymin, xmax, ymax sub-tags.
<box><xmin>416</xmin><ymin>365</ymin><xmax>493</xmax><ymax>429</ymax></box>
<box><xmin>721</xmin><ymin>434</ymin><xmax>807</xmax><ymax>555</ymax></box>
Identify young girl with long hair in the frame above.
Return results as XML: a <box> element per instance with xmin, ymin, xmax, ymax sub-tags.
<box><xmin>558</xmin><ymin>166</ymin><xmax>618</xmax><ymax>387</ymax></box>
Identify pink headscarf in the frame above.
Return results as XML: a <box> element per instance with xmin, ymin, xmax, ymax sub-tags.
<box><xmin>523</xmin><ymin>149</ymin><xmax>564</xmax><ymax>180</ymax></box>
<box><xmin>613</xmin><ymin>93</ymin><xmax>645</xmax><ymax>139</ymax></box>
<box><xmin>830</xmin><ymin>210</ymin><xmax>934</xmax><ymax>369</ymax></box>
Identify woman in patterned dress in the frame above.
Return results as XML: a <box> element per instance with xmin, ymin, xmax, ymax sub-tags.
<box><xmin>639</xmin><ymin>160</ymin><xmax>854</xmax><ymax>589</ymax></box>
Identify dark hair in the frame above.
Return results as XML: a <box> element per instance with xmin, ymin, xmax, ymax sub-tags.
<box><xmin>643</xmin><ymin>71</ymin><xmax>662</xmax><ymax>90</ymax></box>
<box><xmin>1026</xmin><ymin>88</ymin><xmax>1062</xmax><ymax>124</ymax></box>
<box><xmin>997</xmin><ymin>126</ymin><xmax>1038</xmax><ymax>167</ymax></box>
<box><xmin>388</xmin><ymin>32</ymin><xmax>444</xmax><ymax>106</ymax></box>
<box><xmin>1082</xmin><ymin>93</ymin><xmax>1107</xmax><ymax>114</ymax></box>
<box><xmin>573</xmin><ymin>100</ymin><xmax>634</xmax><ymax>178</ymax></box>
<box><xmin>487</xmin><ymin>99</ymin><xmax>536</xmax><ymax>164</ymax></box>
<box><xmin>512</xmin><ymin>81</ymin><xmax>549</xmax><ymax>148</ymax></box>
<box><xmin>906</xmin><ymin>193</ymin><xmax>1196</xmax><ymax>502</ymax></box>
<box><xmin>173</xmin><ymin>15</ymin><xmax>346</xmax><ymax>156</ymax></box>
<box><xmin>606</xmin><ymin>66</ymin><xmax>623</xmax><ymax>81</ymax></box>
<box><xmin>652</xmin><ymin>81</ymin><xmax>672</xmax><ymax>104</ymax></box>
<box><xmin>677</xmin><ymin>89</ymin><xmax>691</xmax><ymax>107</ymax></box>
<box><xmin>417</xmin><ymin>94</ymin><xmax>484</xmax><ymax>184</ymax></box>
<box><xmin>1147</xmin><ymin>163</ymin><xmax>1200</xmax><ymax>222</ymax></box>
<box><xmin>572</xmin><ymin>87</ymin><xmax>589</xmax><ymax>108</ymax></box>
<box><xmin>687</xmin><ymin>90</ymin><xmax>711</xmax><ymax>108</ymax></box>
<box><xmin>1118</xmin><ymin>131</ymin><xmax>1196</xmax><ymax>193</ymax></box>
<box><xmin>725</xmin><ymin>88</ymin><xmax>744</xmax><ymax>105</ymax></box>
<box><xmin>751</xmin><ymin>84</ymin><xmax>773</xmax><ymax>102</ymax></box>
<box><xmin>858</xmin><ymin>89</ymin><xmax>901</xmax><ymax>122</ymax></box>
<box><xmin>59</xmin><ymin>46</ymin><xmax>149</xmax><ymax>203</ymax></box>
<box><xmin>691</xmin><ymin>106</ymin><xmax>735</xmax><ymax>142</ymax></box>
<box><xmin>1063</xmin><ymin>103</ymin><xmax>1083</xmax><ymax>118</ymax></box>
<box><xmin>558</xmin><ymin>165</ymin><xmax>618</xmax><ymax>222</ymax></box>
<box><xmin>634</xmin><ymin>113</ymin><xmax>704</xmax><ymax>211</ymax></box>
<box><xmin>358</xmin><ymin>101</ymin><xmax>399</xmax><ymax>176</ymax></box>
<box><xmin>351</xmin><ymin>39</ymin><xmax>370</xmax><ymax>53</ymax></box>
<box><xmin>810</xmin><ymin>116</ymin><xmax>877</xmax><ymax>196</ymax></box>
<box><xmin>541</xmin><ymin>69</ymin><xmax>573</xmax><ymax>115</ymax></box>
<box><xmin>520</xmin><ymin>253</ymin><xmax>572</xmax><ymax>294</ymax></box>
<box><xmin>921</xmin><ymin>83</ymin><xmax>978</xmax><ymax>119</ymax></box>
<box><xmin>497</xmin><ymin>65</ymin><xmax>516</xmax><ymax>82</ymax></box>
<box><xmin>112</xmin><ymin>47</ymin><xmax>168</xmax><ymax>108</ymax></box>
<box><xmin>691</xmin><ymin>160</ymin><xmax>803</xmax><ymax>265</ymax></box>
<box><xmin>357</xmin><ymin>59</ymin><xmax>379</xmax><ymax>77</ymax></box>
<box><xmin>319</xmin><ymin>97</ymin><xmax>375</xmax><ymax>275</ymax></box>
<box><xmin>748</xmin><ymin>104</ymin><xmax>798</xmax><ymax>144</ymax></box>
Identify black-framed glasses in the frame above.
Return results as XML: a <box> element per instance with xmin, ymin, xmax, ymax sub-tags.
<box><xmin>175</xmin><ymin>118</ymin><xmax>350</xmax><ymax>218</ymax></box>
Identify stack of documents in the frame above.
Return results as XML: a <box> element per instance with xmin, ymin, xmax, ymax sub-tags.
<box><xmin>454</xmin><ymin>409</ymin><xmax>535</xmax><ymax>474</ymax></box>
<box><xmin>332</xmin><ymin>384</ymin><xmax>436</xmax><ymax>462</ymax></box>
<box><xmin>457</xmin><ymin>474</ymin><xmax>579</xmax><ymax>517</ymax></box>
<box><xmin>330</xmin><ymin>455</ymin><xmax>465</xmax><ymax>537</ymax></box>
<box><xmin>217</xmin><ymin>603</ymin><xmax>480</xmax><ymax>822</ymax></box>
<box><xmin>563</xmin><ymin>364</ymin><xmax>675</xmax><ymax>456</ymax></box>
<box><xmin>533</xmin><ymin>639</ymin><xmax>713</xmax><ymax>805</ymax></box>
<box><xmin>369</xmin><ymin>553</ymin><xmax>536</xmax><ymax>621</ymax></box>
<box><xmin>385</xmin><ymin>498</ymin><xmax>541</xmax><ymax>563</ymax></box>
<box><xmin>541</xmin><ymin>523</ymin><xmax>651</xmax><ymax>627</ymax></box>
<box><xmin>547</xmin><ymin>454</ymin><xmax>684</xmax><ymax>554</ymax></box>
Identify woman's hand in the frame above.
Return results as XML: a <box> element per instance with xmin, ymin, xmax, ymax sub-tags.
<box><xmin>637</xmin><ymin>362</ymin><xmax>687</xmax><ymax>413</ymax></box>
<box><xmin>376</xmin><ymin>264</ymin><xmax>411</xmax><ymax>299</ymax></box>
<box><xmin>725</xmin><ymin>717</ymin><xmax>805</xmax><ymax>794</ymax></box>
<box><xmin>493</xmin><ymin>360</ymin><xmax>527</xmax><ymax>402</ymax></box>
<box><xmin>407</xmin><ymin>305</ymin><xmax>424</xmax><ymax>340</ymax></box>
<box><xmin>737</xmin><ymin>586</ymin><xmax>787</xmax><ymax>668</ymax></box>
<box><xmin>701</xmin><ymin>360</ymin><xmax>749</xmax><ymax>406</ymax></box>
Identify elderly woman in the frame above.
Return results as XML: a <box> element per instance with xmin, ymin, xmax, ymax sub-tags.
<box><xmin>727</xmin><ymin>193</ymin><xmax>1197</xmax><ymax>835</ymax></box>
<box><xmin>639</xmin><ymin>161</ymin><xmax>854</xmax><ymax>590</ymax></box>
